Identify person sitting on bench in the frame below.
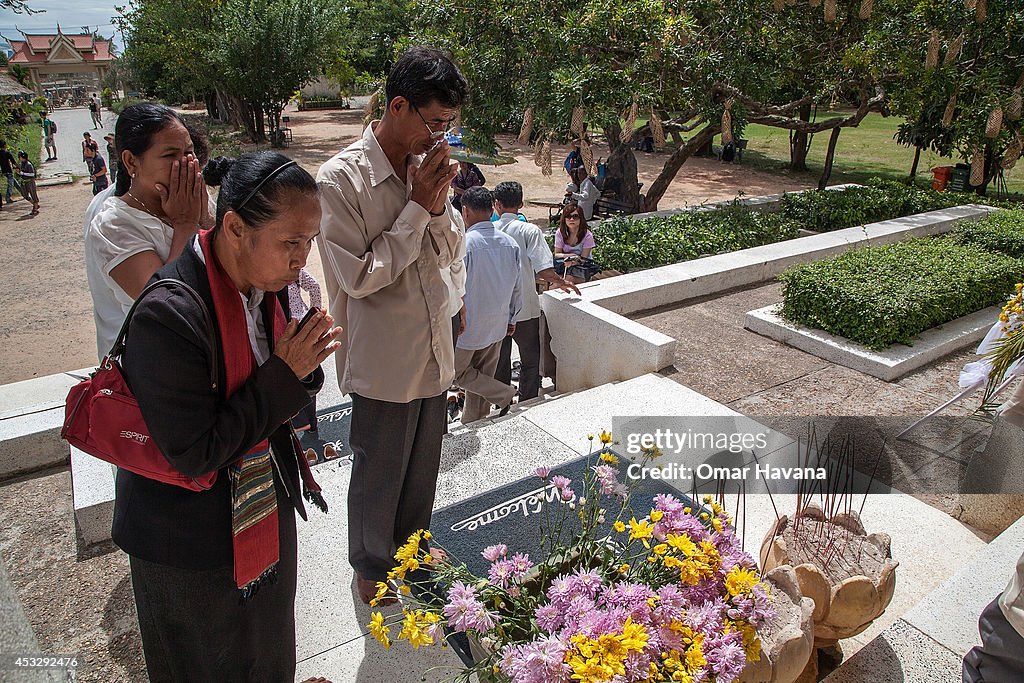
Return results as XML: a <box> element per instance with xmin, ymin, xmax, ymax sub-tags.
<box><xmin>554</xmin><ymin>202</ymin><xmax>596</xmax><ymax>284</ymax></box>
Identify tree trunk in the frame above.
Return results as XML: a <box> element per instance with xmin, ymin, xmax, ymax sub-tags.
<box><xmin>909</xmin><ymin>145</ymin><xmax>922</xmax><ymax>179</ymax></box>
<box><xmin>817</xmin><ymin>127</ymin><xmax>842</xmax><ymax>190</ymax></box>
<box><xmin>790</xmin><ymin>103</ymin><xmax>812</xmax><ymax>172</ymax></box>
<box><xmin>600</xmin><ymin>123</ymin><xmax>642</xmax><ymax>213</ymax></box>
<box><xmin>233</xmin><ymin>96</ymin><xmax>260</xmax><ymax>142</ymax></box>
<box><xmin>643</xmin><ymin>123</ymin><xmax>720</xmax><ymax>211</ymax></box>
<box><xmin>205</xmin><ymin>92</ymin><xmax>219</xmax><ymax>121</ymax></box>
<box><xmin>255</xmin><ymin>102</ymin><xmax>266</xmax><ymax>142</ymax></box>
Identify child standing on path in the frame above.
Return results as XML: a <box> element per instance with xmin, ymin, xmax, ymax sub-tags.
<box><xmin>16</xmin><ymin>151</ymin><xmax>39</xmax><ymax>215</ymax></box>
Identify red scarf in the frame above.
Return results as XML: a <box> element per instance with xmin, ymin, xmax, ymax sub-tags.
<box><xmin>200</xmin><ymin>229</ymin><xmax>326</xmax><ymax>592</ymax></box>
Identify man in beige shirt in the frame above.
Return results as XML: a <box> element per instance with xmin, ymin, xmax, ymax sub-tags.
<box><xmin>316</xmin><ymin>47</ymin><xmax>468</xmax><ymax>604</ymax></box>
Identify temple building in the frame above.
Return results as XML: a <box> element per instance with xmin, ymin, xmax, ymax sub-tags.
<box><xmin>4</xmin><ymin>27</ymin><xmax>114</xmax><ymax>101</ymax></box>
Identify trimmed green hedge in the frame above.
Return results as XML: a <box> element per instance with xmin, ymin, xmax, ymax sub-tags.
<box><xmin>592</xmin><ymin>204</ymin><xmax>799</xmax><ymax>273</ymax></box>
<box><xmin>950</xmin><ymin>208</ymin><xmax>1024</xmax><ymax>258</ymax></box>
<box><xmin>778</xmin><ymin>237</ymin><xmax>1022</xmax><ymax>350</ymax></box>
<box><xmin>778</xmin><ymin>178</ymin><xmax>1014</xmax><ymax>233</ymax></box>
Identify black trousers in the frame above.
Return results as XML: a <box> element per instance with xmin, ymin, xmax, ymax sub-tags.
<box><xmin>347</xmin><ymin>391</ymin><xmax>447</xmax><ymax>582</ymax></box>
<box><xmin>963</xmin><ymin>598</ymin><xmax>1024</xmax><ymax>682</ymax></box>
<box><xmin>495</xmin><ymin>316</ymin><xmax>542</xmax><ymax>400</ymax></box>
<box><xmin>130</xmin><ymin>486</ymin><xmax>298</xmax><ymax>683</ymax></box>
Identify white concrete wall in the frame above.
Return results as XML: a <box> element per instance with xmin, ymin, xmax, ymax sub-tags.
<box><xmin>543</xmin><ymin>203</ymin><xmax>1000</xmax><ymax>393</ymax></box>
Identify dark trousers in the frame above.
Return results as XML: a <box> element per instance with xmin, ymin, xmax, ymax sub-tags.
<box><xmin>348</xmin><ymin>392</ymin><xmax>447</xmax><ymax>582</ymax></box>
<box><xmin>130</xmin><ymin>487</ymin><xmax>298</xmax><ymax>683</ymax></box>
<box><xmin>963</xmin><ymin>598</ymin><xmax>1024</xmax><ymax>682</ymax></box>
<box><xmin>496</xmin><ymin>316</ymin><xmax>542</xmax><ymax>400</ymax></box>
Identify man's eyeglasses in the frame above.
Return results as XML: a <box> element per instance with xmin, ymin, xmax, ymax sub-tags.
<box><xmin>413</xmin><ymin>105</ymin><xmax>457</xmax><ymax>140</ymax></box>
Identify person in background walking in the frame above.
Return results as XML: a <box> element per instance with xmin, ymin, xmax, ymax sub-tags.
<box><xmin>16</xmin><ymin>151</ymin><xmax>39</xmax><ymax>216</ymax></box>
<box><xmin>85</xmin><ymin>145</ymin><xmax>109</xmax><ymax>196</ymax></box>
<box><xmin>83</xmin><ymin>132</ymin><xmax>98</xmax><ymax>173</ymax></box>
<box><xmin>43</xmin><ymin>114</ymin><xmax>58</xmax><ymax>161</ymax></box>
<box><xmin>104</xmin><ymin>133</ymin><xmax>117</xmax><ymax>185</ymax></box>
<box><xmin>449</xmin><ymin>160</ymin><xmax>485</xmax><ymax>212</ymax></box>
<box><xmin>89</xmin><ymin>94</ymin><xmax>102</xmax><ymax>129</ymax></box>
<box><xmin>492</xmin><ymin>181</ymin><xmax>579</xmax><ymax>402</ymax></box>
<box><xmin>0</xmin><ymin>140</ymin><xmax>17</xmax><ymax>204</ymax></box>
<box><xmin>453</xmin><ymin>186</ymin><xmax>522</xmax><ymax>423</ymax></box>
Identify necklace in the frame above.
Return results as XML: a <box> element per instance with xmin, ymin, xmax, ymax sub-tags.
<box><xmin>125</xmin><ymin>189</ymin><xmax>152</xmax><ymax>215</ymax></box>
<box><xmin>126</xmin><ymin>189</ymin><xmax>172</xmax><ymax>228</ymax></box>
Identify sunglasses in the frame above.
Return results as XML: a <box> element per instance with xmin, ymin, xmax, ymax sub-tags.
<box><xmin>565</xmin><ymin>214</ymin><xmax>581</xmax><ymax>220</ymax></box>
<box><xmin>413</xmin><ymin>105</ymin><xmax>458</xmax><ymax>140</ymax></box>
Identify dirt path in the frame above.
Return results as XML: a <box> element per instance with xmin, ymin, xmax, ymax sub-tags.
<box><xmin>0</xmin><ymin>103</ymin><xmax>813</xmax><ymax>385</ymax></box>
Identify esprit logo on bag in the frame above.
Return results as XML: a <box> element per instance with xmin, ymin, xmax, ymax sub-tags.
<box><xmin>120</xmin><ymin>430</ymin><xmax>150</xmax><ymax>445</ymax></box>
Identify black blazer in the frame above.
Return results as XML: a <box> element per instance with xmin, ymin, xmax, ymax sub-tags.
<box><xmin>113</xmin><ymin>245</ymin><xmax>322</xmax><ymax>569</ymax></box>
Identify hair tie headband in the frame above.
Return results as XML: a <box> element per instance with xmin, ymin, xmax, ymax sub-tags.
<box><xmin>237</xmin><ymin>159</ymin><xmax>297</xmax><ymax>210</ymax></box>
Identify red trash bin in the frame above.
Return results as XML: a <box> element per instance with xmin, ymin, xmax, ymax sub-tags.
<box><xmin>931</xmin><ymin>166</ymin><xmax>953</xmax><ymax>191</ymax></box>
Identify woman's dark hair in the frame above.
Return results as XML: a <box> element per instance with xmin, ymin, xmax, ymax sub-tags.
<box><xmin>559</xmin><ymin>202</ymin><xmax>590</xmax><ymax>244</ymax></box>
<box><xmin>113</xmin><ymin>103</ymin><xmax>187</xmax><ymax>196</ymax></box>
<box><xmin>385</xmin><ymin>46</ymin><xmax>469</xmax><ymax>109</ymax></box>
<box><xmin>203</xmin><ymin>151</ymin><xmax>317</xmax><ymax>231</ymax></box>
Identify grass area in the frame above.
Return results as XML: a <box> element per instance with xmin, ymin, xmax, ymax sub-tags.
<box><xmin>738</xmin><ymin>111</ymin><xmax>1024</xmax><ymax>196</ymax></box>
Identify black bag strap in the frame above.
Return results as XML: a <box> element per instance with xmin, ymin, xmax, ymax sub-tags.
<box><xmin>107</xmin><ymin>278</ymin><xmax>219</xmax><ymax>392</ymax></box>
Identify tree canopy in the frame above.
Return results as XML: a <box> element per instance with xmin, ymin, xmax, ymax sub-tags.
<box><xmin>117</xmin><ymin>0</ymin><xmax>346</xmax><ymax>142</ymax></box>
<box><xmin>412</xmin><ymin>0</ymin><xmax>900</xmax><ymax>209</ymax></box>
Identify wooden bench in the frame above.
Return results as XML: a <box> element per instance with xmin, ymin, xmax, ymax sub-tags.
<box><xmin>593</xmin><ymin>194</ymin><xmax>634</xmax><ymax>218</ymax></box>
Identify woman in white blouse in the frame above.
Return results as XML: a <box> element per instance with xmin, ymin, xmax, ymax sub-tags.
<box><xmin>85</xmin><ymin>103</ymin><xmax>208</xmax><ymax>359</ymax></box>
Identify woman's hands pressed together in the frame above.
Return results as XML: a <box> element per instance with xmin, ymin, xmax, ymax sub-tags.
<box><xmin>274</xmin><ymin>309</ymin><xmax>343</xmax><ymax>379</ymax></box>
<box><xmin>156</xmin><ymin>154</ymin><xmax>207</xmax><ymax>233</ymax></box>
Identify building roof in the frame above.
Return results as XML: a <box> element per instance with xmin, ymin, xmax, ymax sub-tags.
<box><xmin>6</xmin><ymin>31</ymin><xmax>113</xmax><ymax>65</ymax></box>
<box><xmin>0</xmin><ymin>72</ymin><xmax>35</xmax><ymax>97</ymax></box>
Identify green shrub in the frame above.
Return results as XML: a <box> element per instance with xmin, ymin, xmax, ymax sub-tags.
<box><xmin>110</xmin><ymin>97</ymin><xmax>148</xmax><ymax>115</ymax></box>
<box><xmin>778</xmin><ymin>178</ymin><xmax>1016</xmax><ymax>233</ymax></box>
<box><xmin>592</xmin><ymin>204</ymin><xmax>799</xmax><ymax>273</ymax></box>
<box><xmin>950</xmin><ymin>208</ymin><xmax>1024</xmax><ymax>258</ymax></box>
<box><xmin>778</xmin><ymin>237</ymin><xmax>1022</xmax><ymax>350</ymax></box>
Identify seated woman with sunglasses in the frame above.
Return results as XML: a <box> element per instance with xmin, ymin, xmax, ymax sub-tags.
<box><xmin>554</xmin><ymin>201</ymin><xmax>598</xmax><ymax>284</ymax></box>
<box><xmin>116</xmin><ymin>150</ymin><xmax>341</xmax><ymax>683</ymax></box>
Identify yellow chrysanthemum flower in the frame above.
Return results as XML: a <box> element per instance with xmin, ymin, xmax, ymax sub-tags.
<box><xmin>600</xmin><ymin>451</ymin><xmax>619</xmax><ymax>465</ymax></box>
<box><xmin>650</xmin><ymin>509</ymin><xmax>664</xmax><ymax>522</ymax></box>
<box><xmin>628</xmin><ymin>517</ymin><xmax>654</xmax><ymax>547</ymax></box>
<box><xmin>725</xmin><ymin>566</ymin><xmax>760</xmax><ymax>597</ymax></box>
<box><xmin>599</xmin><ymin>430</ymin><xmax>613</xmax><ymax>444</ymax></box>
<box><xmin>397</xmin><ymin>609</ymin><xmax>438</xmax><ymax>649</ymax></box>
<box><xmin>370</xmin><ymin>581</ymin><xmax>390</xmax><ymax>607</ymax></box>
<box><xmin>613</xmin><ymin>520</ymin><xmax>626</xmax><ymax>533</ymax></box>
<box><xmin>367</xmin><ymin>611</ymin><xmax>391</xmax><ymax>649</ymax></box>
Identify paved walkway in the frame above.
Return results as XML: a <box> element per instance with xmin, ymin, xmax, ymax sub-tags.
<box><xmin>36</xmin><ymin>106</ymin><xmax>114</xmax><ymax>179</ymax></box>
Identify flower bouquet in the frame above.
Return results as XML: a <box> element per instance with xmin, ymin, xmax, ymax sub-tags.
<box><xmin>977</xmin><ymin>283</ymin><xmax>1024</xmax><ymax>416</ymax></box>
<box><xmin>367</xmin><ymin>432</ymin><xmax>777</xmax><ymax>683</ymax></box>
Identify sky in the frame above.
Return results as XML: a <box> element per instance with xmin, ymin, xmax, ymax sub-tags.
<box><xmin>0</xmin><ymin>0</ymin><xmax>124</xmax><ymax>52</ymax></box>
